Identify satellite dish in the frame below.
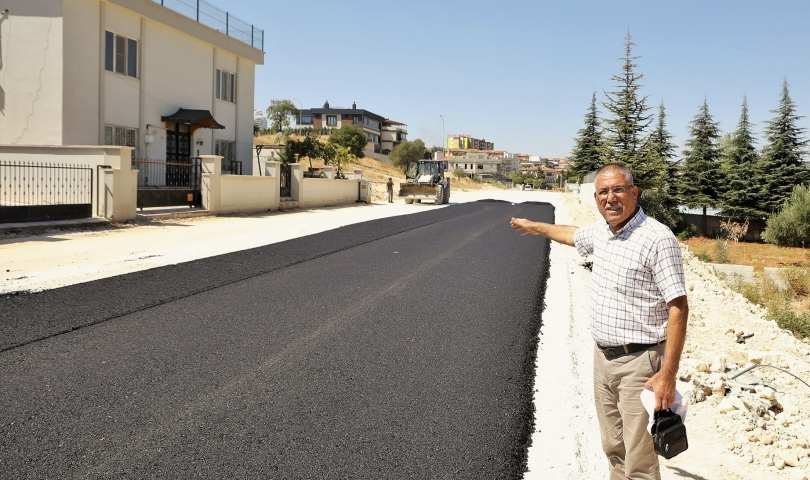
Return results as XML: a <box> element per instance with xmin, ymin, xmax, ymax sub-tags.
<box><xmin>273</xmin><ymin>132</ymin><xmax>282</xmax><ymax>143</ymax></box>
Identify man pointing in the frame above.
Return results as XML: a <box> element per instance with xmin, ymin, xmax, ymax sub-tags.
<box><xmin>511</xmin><ymin>163</ymin><xmax>688</xmax><ymax>480</ymax></box>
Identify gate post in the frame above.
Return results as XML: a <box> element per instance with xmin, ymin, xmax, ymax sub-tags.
<box><xmin>290</xmin><ymin>163</ymin><xmax>302</xmax><ymax>203</ymax></box>
<box><xmin>200</xmin><ymin>155</ymin><xmax>223</xmax><ymax>213</ymax></box>
<box><xmin>101</xmin><ymin>147</ymin><xmax>137</xmax><ymax>221</ymax></box>
<box><xmin>263</xmin><ymin>160</ymin><xmax>281</xmax><ymax>210</ymax></box>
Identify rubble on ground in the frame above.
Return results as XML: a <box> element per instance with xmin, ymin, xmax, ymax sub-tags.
<box><xmin>679</xmin><ymin>246</ymin><xmax>810</xmax><ymax>477</ymax></box>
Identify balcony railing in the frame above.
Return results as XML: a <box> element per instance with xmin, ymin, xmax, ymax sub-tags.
<box><xmin>153</xmin><ymin>0</ymin><xmax>264</xmax><ymax>51</ymax></box>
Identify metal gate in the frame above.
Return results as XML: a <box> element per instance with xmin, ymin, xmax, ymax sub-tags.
<box><xmin>0</xmin><ymin>161</ymin><xmax>93</xmax><ymax>223</ymax></box>
<box><xmin>280</xmin><ymin>163</ymin><xmax>291</xmax><ymax>197</ymax></box>
<box><xmin>132</xmin><ymin>157</ymin><xmax>202</xmax><ymax>209</ymax></box>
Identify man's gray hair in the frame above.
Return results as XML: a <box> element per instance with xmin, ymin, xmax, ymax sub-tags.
<box><xmin>595</xmin><ymin>163</ymin><xmax>634</xmax><ymax>186</ymax></box>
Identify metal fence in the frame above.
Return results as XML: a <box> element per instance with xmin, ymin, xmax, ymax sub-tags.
<box><xmin>131</xmin><ymin>158</ymin><xmax>201</xmax><ymax>189</ymax></box>
<box><xmin>153</xmin><ymin>0</ymin><xmax>264</xmax><ymax>51</ymax></box>
<box><xmin>0</xmin><ymin>161</ymin><xmax>93</xmax><ymax>222</ymax></box>
<box><xmin>223</xmin><ymin>160</ymin><xmax>242</xmax><ymax>175</ymax></box>
<box><xmin>0</xmin><ymin>161</ymin><xmax>92</xmax><ymax>207</ymax></box>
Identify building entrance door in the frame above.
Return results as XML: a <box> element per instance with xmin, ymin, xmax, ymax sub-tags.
<box><xmin>132</xmin><ymin>123</ymin><xmax>201</xmax><ymax>209</ymax></box>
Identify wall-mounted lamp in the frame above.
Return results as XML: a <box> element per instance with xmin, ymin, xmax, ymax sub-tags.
<box><xmin>1</xmin><ymin>10</ymin><xmax>9</xmax><ymax>15</ymax></box>
<box><xmin>195</xmin><ymin>138</ymin><xmax>204</xmax><ymax>146</ymax></box>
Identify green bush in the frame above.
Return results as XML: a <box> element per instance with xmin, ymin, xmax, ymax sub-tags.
<box><xmin>726</xmin><ymin>272</ymin><xmax>809</xmax><ymax>339</ymax></box>
<box><xmin>695</xmin><ymin>251</ymin><xmax>713</xmax><ymax>263</ymax></box>
<box><xmin>676</xmin><ymin>224</ymin><xmax>697</xmax><ymax>241</ymax></box>
<box><xmin>781</xmin><ymin>267</ymin><xmax>810</xmax><ymax>297</ymax></box>
<box><xmin>764</xmin><ymin>300</ymin><xmax>810</xmax><ymax>339</ymax></box>
<box><xmin>713</xmin><ymin>238</ymin><xmax>730</xmax><ymax>264</ymax></box>
<box><xmin>728</xmin><ymin>272</ymin><xmax>782</xmax><ymax>306</ymax></box>
<box><xmin>728</xmin><ymin>276</ymin><xmax>762</xmax><ymax>305</ymax></box>
<box><xmin>762</xmin><ymin>184</ymin><xmax>810</xmax><ymax>246</ymax></box>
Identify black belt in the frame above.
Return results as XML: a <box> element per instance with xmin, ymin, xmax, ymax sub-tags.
<box><xmin>597</xmin><ymin>341</ymin><xmax>664</xmax><ymax>358</ymax></box>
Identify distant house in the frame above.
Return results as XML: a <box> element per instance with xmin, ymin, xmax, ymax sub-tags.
<box><xmin>380</xmin><ymin>120</ymin><xmax>408</xmax><ymax>155</ymax></box>
<box><xmin>0</xmin><ymin>0</ymin><xmax>264</xmax><ymax>173</ymax></box>
<box><xmin>297</xmin><ymin>101</ymin><xmax>406</xmax><ymax>154</ymax></box>
<box><xmin>446</xmin><ymin>134</ymin><xmax>494</xmax><ymax>152</ymax></box>
<box><xmin>447</xmin><ymin>152</ymin><xmax>518</xmax><ymax>181</ymax></box>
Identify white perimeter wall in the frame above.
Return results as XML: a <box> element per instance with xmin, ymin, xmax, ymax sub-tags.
<box><xmin>0</xmin><ymin>145</ymin><xmax>137</xmax><ymax>220</ymax></box>
<box><xmin>299</xmin><ymin>178</ymin><xmax>360</xmax><ymax>208</ymax></box>
<box><xmin>220</xmin><ymin>175</ymin><xmax>278</xmax><ymax>213</ymax></box>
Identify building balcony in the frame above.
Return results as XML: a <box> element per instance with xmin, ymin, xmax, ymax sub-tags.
<box><xmin>153</xmin><ymin>0</ymin><xmax>264</xmax><ymax>51</ymax></box>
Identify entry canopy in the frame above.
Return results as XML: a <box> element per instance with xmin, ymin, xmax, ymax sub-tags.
<box><xmin>161</xmin><ymin>109</ymin><xmax>225</xmax><ymax>130</ymax></box>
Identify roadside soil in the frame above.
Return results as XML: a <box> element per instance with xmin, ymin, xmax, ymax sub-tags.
<box><xmin>683</xmin><ymin>237</ymin><xmax>810</xmax><ymax>271</ymax></box>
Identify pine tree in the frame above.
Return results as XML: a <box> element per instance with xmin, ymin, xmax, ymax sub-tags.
<box><xmin>720</xmin><ymin>96</ymin><xmax>765</xmax><ymax>220</ymax></box>
<box><xmin>648</xmin><ymin>103</ymin><xmax>677</xmax><ymax>164</ymax></box>
<box><xmin>641</xmin><ymin>102</ymin><xmax>681</xmax><ymax>229</ymax></box>
<box><xmin>601</xmin><ymin>32</ymin><xmax>676</xmax><ymax>228</ymax></box>
<box><xmin>568</xmin><ymin>92</ymin><xmax>605</xmax><ymax>182</ymax></box>
<box><xmin>758</xmin><ymin>79</ymin><xmax>810</xmax><ymax>214</ymax></box>
<box><xmin>679</xmin><ymin>98</ymin><xmax>723</xmax><ymax>235</ymax></box>
<box><xmin>602</xmin><ymin>31</ymin><xmax>653</xmax><ymax>180</ymax></box>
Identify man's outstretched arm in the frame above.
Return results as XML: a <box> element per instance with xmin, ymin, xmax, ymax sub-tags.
<box><xmin>510</xmin><ymin>217</ymin><xmax>578</xmax><ymax>247</ymax></box>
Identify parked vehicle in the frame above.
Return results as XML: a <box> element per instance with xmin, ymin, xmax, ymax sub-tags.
<box><xmin>398</xmin><ymin>160</ymin><xmax>450</xmax><ymax>205</ymax></box>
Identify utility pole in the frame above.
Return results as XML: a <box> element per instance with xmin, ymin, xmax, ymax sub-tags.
<box><xmin>290</xmin><ymin>97</ymin><xmax>302</xmax><ymax>131</ymax></box>
<box><xmin>439</xmin><ymin>114</ymin><xmax>445</xmax><ymax>158</ymax></box>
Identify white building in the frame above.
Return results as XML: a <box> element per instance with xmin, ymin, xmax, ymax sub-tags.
<box><xmin>254</xmin><ymin>109</ymin><xmax>268</xmax><ymax>130</ymax></box>
<box><xmin>0</xmin><ymin>0</ymin><xmax>264</xmax><ymax>174</ymax></box>
<box><xmin>447</xmin><ymin>152</ymin><xmax>518</xmax><ymax>181</ymax></box>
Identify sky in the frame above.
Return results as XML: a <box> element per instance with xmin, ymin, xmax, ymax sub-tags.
<box><xmin>222</xmin><ymin>0</ymin><xmax>810</xmax><ymax>158</ymax></box>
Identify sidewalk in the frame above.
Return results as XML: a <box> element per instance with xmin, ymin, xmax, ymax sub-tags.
<box><xmin>0</xmin><ymin>216</ymin><xmax>109</xmax><ymax>233</ymax></box>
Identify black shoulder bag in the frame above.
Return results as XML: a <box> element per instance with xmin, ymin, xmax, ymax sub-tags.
<box><xmin>650</xmin><ymin>409</ymin><xmax>688</xmax><ymax>459</ymax></box>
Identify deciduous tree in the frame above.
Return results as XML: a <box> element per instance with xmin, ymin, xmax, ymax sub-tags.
<box><xmin>390</xmin><ymin>139</ymin><xmax>426</xmax><ymax>171</ymax></box>
<box><xmin>329</xmin><ymin>125</ymin><xmax>368</xmax><ymax>158</ymax></box>
<box><xmin>266</xmin><ymin>99</ymin><xmax>299</xmax><ymax>134</ymax></box>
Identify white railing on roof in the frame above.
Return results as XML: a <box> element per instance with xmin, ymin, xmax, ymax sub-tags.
<box><xmin>153</xmin><ymin>0</ymin><xmax>264</xmax><ymax>51</ymax></box>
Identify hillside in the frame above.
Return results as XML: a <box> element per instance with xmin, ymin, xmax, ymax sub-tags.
<box><xmin>253</xmin><ymin>134</ymin><xmax>500</xmax><ymax>192</ymax></box>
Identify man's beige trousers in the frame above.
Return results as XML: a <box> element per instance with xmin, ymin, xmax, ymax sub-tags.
<box><xmin>593</xmin><ymin>343</ymin><xmax>666</xmax><ymax>480</ymax></box>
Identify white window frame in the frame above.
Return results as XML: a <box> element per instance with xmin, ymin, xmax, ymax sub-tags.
<box><xmin>216</xmin><ymin>69</ymin><xmax>236</xmax><ymax>103</ymax></box>
<box><xmin>104</xmin><ymin>125</ymin><xmax>139</xmax><ymax>158</ymax></box>
<box><xmin>105</xmin><ymin>31</ymin><xmax>137</xmax><ymax>78</ymax></box>
<box><xmin>215</xmin><ymin>139</ymin><xmax>236</xmax><ymax>172</ymax></box>
<box><xmin>326</xmin><ymin>115</ymin><xmax>337</xmax><ymax>126</ymax></box>
<box><xmin>105</xmin><ymin>125</ymin><xmax>137</xmax><ymax>146</ymax></box>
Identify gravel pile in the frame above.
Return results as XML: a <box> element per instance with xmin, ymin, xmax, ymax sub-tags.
<box><xmin>675</xmin><ymin>246</ymin><xmax>810</xmax><ymax>479</ymax></box>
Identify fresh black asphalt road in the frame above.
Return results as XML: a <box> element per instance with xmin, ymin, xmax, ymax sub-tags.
<box><xmin>0</xmin><ymin>200</ymin><xmax>554</xmax><ymax>479</ymax></box>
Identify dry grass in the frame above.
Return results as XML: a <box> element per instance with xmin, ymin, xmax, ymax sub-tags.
<box><xmin>682</xmin><ymin>237</ymin><xmax>810</xmax><ymax>271</ymax></box>
<box><xmin>687</xmin><ymin>237</ymin><xmax>810</xmax><ymax>338</ymax></box>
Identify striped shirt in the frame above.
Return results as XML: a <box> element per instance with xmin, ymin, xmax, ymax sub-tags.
<box><xmin>573</xmin><ymin>207</ymin><xmax>687</xmax><ymax>346</ymax></box>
